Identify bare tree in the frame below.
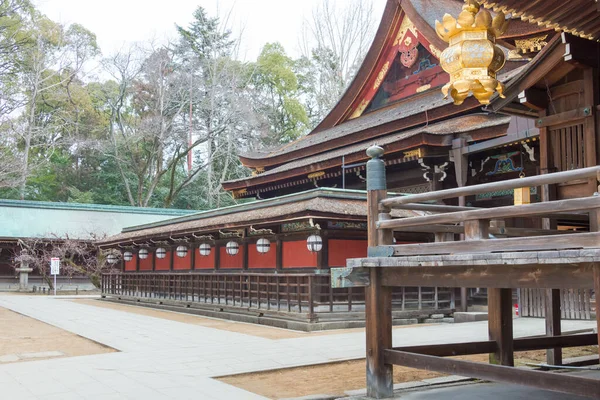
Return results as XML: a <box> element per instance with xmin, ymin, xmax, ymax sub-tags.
<box><xmin>299</xmin><ymin>0</ymin><xmax>376</xmax><ymax>124</ymax></box>
<box><xmin>101</xmin><ymin>16</ymin><xmax>259</xmax><ymax>209</ymax></box>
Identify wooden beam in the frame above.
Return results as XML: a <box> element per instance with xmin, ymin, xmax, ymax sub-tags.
<box><xmin>389</xmin><ymin>334</ymin><xmax>597</xmax><ymax>357</ymax></box>
<box><xmin>374</xmin><ymin>263</ymin><xmax>597</xmax><ymax>289</ymax></box>
<box><xmin>381</xmin><ymin>166</ymin><xmax>600</xmax><ymax>206</ymax></box>
<box><xmin>392</xmin><ymin>341</ymin><xmax>497</xmax><ymax>357</ymax></box>
<box><xmin>387</xmin><ymin>232</ymin><xmax>600</xmax><ymax>256</ymax></box>
<box><xmin>518</xmin><ymin>89</ymin><xmax>548</xmax><ymax>111</ymax></box>
<box><xmin>380</xmin><ymin>197</ymin><xmax>600</xmax><ymax>230</ymax></box>
<box><xmin>534</xmin><ymin>106</ymin><xmax>593</xmax><ymax>128</ymax></box>
<box><xmin>514</xmin><ymin>333</ymin><xmax>597</xmax><ymax>352</ymax></box>
<box><xmin>383</xmin><ymin>350</ymin><xmax>600</xmax><ymax>398</ymax></box>
<box><xmin>393</xmin><ymin>224</ymin><xmax>576</xmax><ymax>236</ymax></box>
<box><xmin>562</xmin><ymin>32</ymin><xmax>600</xmax><ymax>68</ymax></box>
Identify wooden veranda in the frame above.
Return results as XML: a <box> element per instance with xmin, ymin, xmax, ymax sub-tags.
<box><xmin>333</xmin><ymin>146</ymin><xmax>600</xmax><ymax>399</ymax></box>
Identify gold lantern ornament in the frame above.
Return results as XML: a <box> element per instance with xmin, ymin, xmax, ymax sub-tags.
<box><xmin>435</xmin><ymin>0</ymin><xmax>509</xmax><ymax>105</ymax></box>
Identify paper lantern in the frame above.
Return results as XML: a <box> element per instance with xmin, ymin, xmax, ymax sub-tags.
<box><xmin>307</xmin><ymin>235</ymin><xmax>323</xmax><ymax>253</ymax></box>
<box><xmin>138</xmin><ymin>248</ymin><xmax>149</xmax><ymax>259</ymax></box>
<box><xmin>176</xmin><ymin>245</ymin><xmax>188</xmax><ymax>258</ymax></box>
<box><xmin>156</xmin><ymin>247</ymin><xmax>167</xmax><ymax>259</ymax></box>
<box><xmin>256</xmin><ymin>238</ymin><xmax>271</xmax><ymax>254</ymax></box>
<box><xmin>226</xmin><ymin>241</ymin><xmax>239</xmax><ymax>256</ymax></box>
<box><xmin>199</xmin><ymin>243</ymin><xmax>211</xmax><ymax>256</ymax></box>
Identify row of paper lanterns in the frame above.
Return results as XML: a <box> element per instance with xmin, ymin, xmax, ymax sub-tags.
<box><xmin>112</xmin><ymin>235</ymin><xmax>323</xmax><ymax>264</ymax></box>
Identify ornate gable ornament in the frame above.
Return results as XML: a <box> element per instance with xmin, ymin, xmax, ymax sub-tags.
<box><xmin>435</xmin><ymin>0</ymin><xmax>509</xmax><ymax>105</ymax></box>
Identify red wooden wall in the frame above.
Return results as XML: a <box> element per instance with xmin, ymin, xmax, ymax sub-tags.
<box><xmin>248</xmin><ymin>243</ymin><xmax>277</xmax><ymax>269</ymax></box>
<box><xmin>124</xmin><ymin>254</ymin><xmax>137</xmax><ymax>271</ymax></box>
<box><xmin>328</xmin><ymin>239</ymin><xmax>368</xmax><ymax>267</ymax></box>
<box><xmin>138</xmin><ymin>256</ymin><xmax>152</xmax><ymax>271</ymax></box>
<box><xmin>219</xmin><ymin>246</ymin><xmax>243</xmax><ymax>269</ymax></box>
<box><xmin>173</xmin><ymin>252</ymin><xmax>191</xmax><ymax>270</ymax></box>
<box><xmin>282</xmin><ymin>240</ymin><xmax>317</xmax><ymax>268</ymax></box>
<box><xmin>155</xmin><ymin>251</ymin><xmax>171</xmax><ymax>271</ymax></box>
<box><xmin>195</xmin><ymin>248</ymin><xmax>215</xmax><ymax>269</ymax></box>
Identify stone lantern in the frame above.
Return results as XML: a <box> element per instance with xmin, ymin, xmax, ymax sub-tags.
<box><xmin>15</xmin><ymin>249</ymin><xmax>33</xmax><ymax>292</ymax></box>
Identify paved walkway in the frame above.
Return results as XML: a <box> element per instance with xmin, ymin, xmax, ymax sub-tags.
<box><xmin>0</xmin><ymin>295</ymin><xmax>596</xmax><ymax>399</ymax></box>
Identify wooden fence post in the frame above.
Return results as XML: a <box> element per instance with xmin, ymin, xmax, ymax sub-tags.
<box><xmin>590</xmin><ymin>203</ymin><xmax>600</xmax><ymax>360</ymax></box>
<box><xmin>464</xmin><ymin>219</ymin><xmax>514</xmax><ymax>366</ymax></box>
<box><xmin>365</xmin><ymin>145</ymin><xmax>393</xmax><ymax>399</ymax></box>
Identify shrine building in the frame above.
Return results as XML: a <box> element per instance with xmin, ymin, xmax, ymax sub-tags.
<box><xmin>98</xmin><ymin>0</ymin><xmax>595</xmax><ymax>328</ymax></box>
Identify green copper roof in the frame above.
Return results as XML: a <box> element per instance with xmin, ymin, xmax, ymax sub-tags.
<box><xmin>0</xmin><ymin>199</ymin><xmax>192</xmax><ymax>215</ymax></box>
<box><xmin>0</xmin><ymin>199</ymin><xmax>194</xmax><ymax>240</ymax></box>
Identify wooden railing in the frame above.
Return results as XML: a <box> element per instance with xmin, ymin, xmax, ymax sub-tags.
<box><xmin>344</xmin><ymin>146</ymin><xmax>600</xmax><ymax>399</ymax></box>
<box><xmin>101</xmin><ymin>272</ymin><xmax>453</xmax><ymax>319</ymax></box>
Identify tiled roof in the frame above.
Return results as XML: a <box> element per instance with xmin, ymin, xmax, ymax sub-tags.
<box><xmin>240</xmin><ymin>64</ymin><xmax>526</xmax><ymax>165</ymax></box>
<box><xmin>97</xmin><ymin>189</ymin><xmax>425</xmax><ymax>246</ymax></box>
<box><xmin>224</xmin><ymin>113</ymin><xmax>512</xmax><ymax>186</ymax></box>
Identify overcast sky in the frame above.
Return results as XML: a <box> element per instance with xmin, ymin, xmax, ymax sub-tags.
<box><xmin>34</xmin><ymin>0</ymin><xmax>386</xmax><ymax>61</ymax></box>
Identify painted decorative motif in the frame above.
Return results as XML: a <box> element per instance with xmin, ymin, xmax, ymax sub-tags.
<box><xmin>515</xmin><ymin>35</ymin><xmax>548</xmax><ymax>54</ymax></box>
<box><xmin>232</xmin><ymin>188</ymin><xmax>247</xmax><ymax>199</ymax></box>
<box><xmin>400</xmin><ymin>47</ymin><xmax>418</xmax><ymax>67</ymax></box>
<box><xmin>476</xmin><ymin>187</ymin><xmax>537</xmax><ymax>200</ymax></box>
<box><xmin>327</xmin><ymin>221</ymin><xmax>368</xmax><ymax>230</ymax></box>
<box><xmin>429</xmin><ymin>44</ymin><xmax>442</xmax><ymax>59</ymax></box>
<box><xmin>219</xmin><ymin>229</ymin><xmax>244</xmax><ymax>238</ymax></box>
<box><xmin>403</xmin><ymin>148</ymin><xmax>423</xmax><ymax>158</ymax></box>
<box><xmin>282</xmin><ymin>221</ymin><xmax>313</xmax><ymax>232</ymax></box>
<box><xmin>398</xmin><ymin>25</ymin><xmax>419</xmax><ymax>68</ymax></box>
<box><xmin>373</xmin><ymin>61</ymin><xmax>390</xmax><ymax>91</ymax></box>
<box><xmin>307</xmin><ymin>171</ymin><xmax>325</xmax><ymax>179</ymax></box>
<box><xmin>486</xmin><ymin>152</ymin><xmax>523</xmax><ymax>176</ymax></box>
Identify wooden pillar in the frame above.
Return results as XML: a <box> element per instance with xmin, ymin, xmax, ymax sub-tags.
<box><xmin>545</xmin><ymin>289</ymin><xmax>562</xmax><ymax>365</ymax></box>
<box><xmin>365</xmin><ymin>146</ymin><xmax>393</xmax><ymax>399</ymax></box>
<box><xmin>242</xmin><ymin>240</ymin><xmax>249</xmax><ymax>270</ymax></box>
<box><xmin>488</xmin><ymin>287</ymin><xmax>515</xmax><ymax>366</ymax></box>
<box><xmin>541</xmin><ymin>158</ymin><xmax>561</xmax><ymax>365</ymax></box>
<box><xmin>464</xmin><ymin>219</ymin><xmax>513</xmax><ymax>365</ymax></box>
<box><xmin>452</xmin><ymin>138</ymin><xmax>469</xmax><ymax>312</ymax></box>
<box><xmin>590</xmin><ymin>206</ymin><xmax>600</xmax><ymax>360</ymax></box>
<box><xmin>276</xmin><ymin>238</ymin><xmax>283</xmax><ymax>270</ymax></box>
<box><xmin>317</xmin><ymin>231</ymin><xmax>328</xmax><ymax>269</ymax></box>
<box><xmin>594</xmin><ymin>266</ymin><xmax>600</xmax><ymax>361</ymax></box>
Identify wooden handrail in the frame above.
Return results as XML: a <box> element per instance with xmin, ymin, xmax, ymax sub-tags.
<box><xmin>387</xmin><ymin>232</ymin><xmax>600</xmax><ymax>256</ymax></box>
<box><xmin>381</xmin><ymin>165</ymin><xmax>600</xmax><ymax>207</ymax></box>
<box><xmin>378</xmin><ymin>196</ymin><xmax>600</xmax><ymax>230</ymax></box>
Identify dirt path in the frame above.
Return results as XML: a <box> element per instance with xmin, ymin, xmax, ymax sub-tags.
<box><xmin>0</xmin><ymin>306</ymin><xmax>115</xmax><ymax>364</ymax></box>
<box><xmin>72</xmin><ymin>298</ymin><xmax>428</xmax><ymax>340</ymax></box>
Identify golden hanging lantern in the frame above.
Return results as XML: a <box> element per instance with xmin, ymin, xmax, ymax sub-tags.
<box><xmin>435</xmin><ymin>0</ymin><xmax>509</xmax><ymax>105</ymax></box>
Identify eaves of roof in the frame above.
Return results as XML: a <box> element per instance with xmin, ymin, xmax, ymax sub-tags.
<box><xmin>97</xmin><ymin>188</ymin><xmax>373</xmax><ymax>246</ymax></box>
<box><xmin>223</xmin><ymin>113</ymin><xmax>512</xmax><ymax>191</ymax></box>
